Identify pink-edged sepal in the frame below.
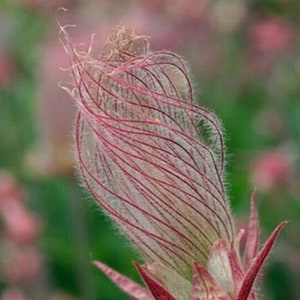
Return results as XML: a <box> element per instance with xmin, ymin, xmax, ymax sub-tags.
<box><xmin>192</xmin><ymin>261</ymin><xmax>231</xmax><ymax>300</ymax></box>
<box><xmin>94</xmin><ymin>260</ymin><xmax>154</xmax><ymax>300</ymax></box>
<box><xmin>135</xmin><ymin>263</ymin><xmax>176</xmax><ymax>300</ymax></box>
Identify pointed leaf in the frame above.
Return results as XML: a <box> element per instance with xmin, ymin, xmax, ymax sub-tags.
<box><xmin>136</xmin><ymin>262</ymin><xmax>191</xmax><ymax>300</ymax></box>
<box><xmin>192</xmin><ymin>262</ymin><xmax>230</xmax><ymax>300</ymax></box>
<box><xmin>243</xmin><ymin>190</ymin><xmax>260</xmax><ymax>269</ymax></box>
<box><xmin>237</xmin><ymin>221</ymin><xmax>287</xmax><ymax>300</ymax></box>
<box><xmin>135</xmin><ymin>263</ymin><xmax>176</xmax><ymax>300</ymax></box>
<box><xmin>93</xmin><ymin>261</ymin><xmax>154</xmax><ymax>300</ymax></box>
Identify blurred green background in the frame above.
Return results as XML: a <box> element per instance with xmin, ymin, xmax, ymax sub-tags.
<box><xmin>0</xmin><ymin>0</ymin><xmax>299</xmax><ymax>299</ymax></box>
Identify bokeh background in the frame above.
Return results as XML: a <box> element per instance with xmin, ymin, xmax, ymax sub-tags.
<box><xmin>0</xmin><ymin>0</ymin><xmax>300</xmax><ymax>299</ymax></box>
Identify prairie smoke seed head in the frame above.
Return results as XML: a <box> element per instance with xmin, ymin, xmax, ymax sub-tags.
<box><xmin>62</xmin><ymin>25</ymin><xmax>285</xmax><ymax>300</ymax></box>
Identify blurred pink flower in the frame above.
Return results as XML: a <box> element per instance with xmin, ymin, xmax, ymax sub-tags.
<box><xmin>251</xmin><ymin>150</ymin><xmax>293</xmax><ymax>192</ymax></box>
<box><xmin>2</xmin><ymin>204</ymin><xmax>40</xmax><ymax>244</ymax></box>
<box><xmin>246</xmin><ymin>17</ymin><xmax>294</xmax><ymax>74</ymax></box>
<box><xmin>0</xmin><ymin>57</ymin><xmax>14</xmax><ymax>88</ymax></box>
<box><xmin>250</xmin><ymin>18</ymin><xmax>294</xmax><ymax>54</ymax></box>
<box><xmin>0</xmin><ymin>242</ymin><xmax>42</xmax><ymax>283</ymax></box>
<box><xmin>63</xmin><ymin>25</ymin><xmax>285</xmax><ymax>299</ymax></box>
<box><xmin>0</xmin><ymin>172</ymin><xmax>24</xmax><ymax>205</ymax></box>
<box><xmin>0</xmin><ymin>172</ymin><xmax>40</xmax><ymax>243</ymax></box>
